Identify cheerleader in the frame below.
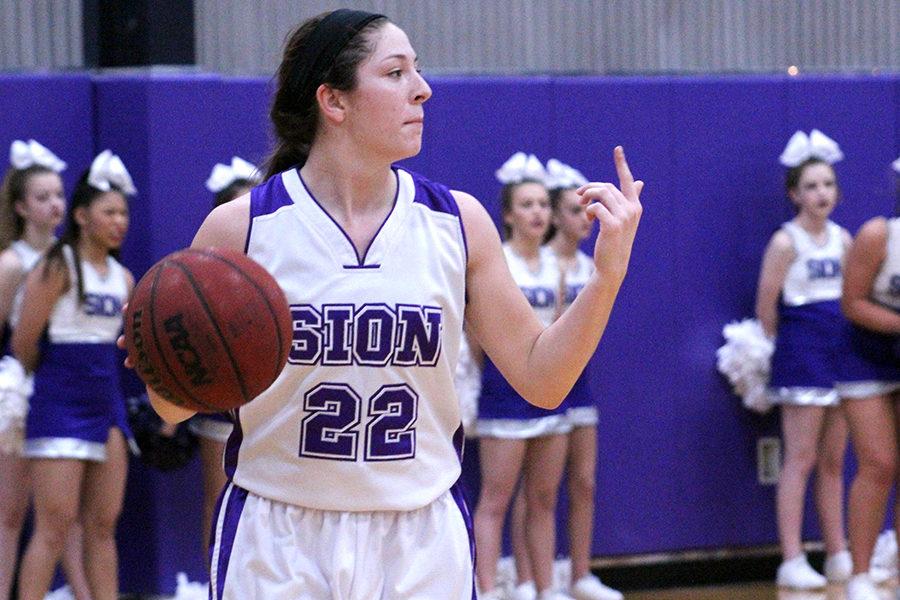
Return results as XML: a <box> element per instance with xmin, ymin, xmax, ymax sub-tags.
<box><xmin>474</xmin><ymin>153</ymin><xmax>573</xmax><ymax>600</ymax></box>
<box><xmin>839</xmin><ymin>157</ymin><xmax>900</xmax><ymax>600</ymax></box>
<box><xmin>756</xmin><ymin>130</ymin><xmax>851</xmax><ymax>589</ymax></box>
<box><xmin>191</xmin><ymin>156</ymin><xmax>260</xmax><ymax>559</ymax></box>
<box><xmin>546</xmin><ymin>159</ymin><xmax>622</xmax><ymax>600</ymax></box>
<box><xmin>14</xmin><ymin>151</ymin><xmax>135</xmax><ymax>600</ymax></box>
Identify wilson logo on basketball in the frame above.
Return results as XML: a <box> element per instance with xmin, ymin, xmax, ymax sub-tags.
<box><xmin>129</xmin><ymin>308</ymin><xmax>186</xmax><ymax>407</ymax></box>
<box><xmin>163</xmin><ymin>314</ymin><xmax>213</xmax><ymax>387</ymax></box>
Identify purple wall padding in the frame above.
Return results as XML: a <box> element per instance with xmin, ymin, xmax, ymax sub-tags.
<box><xmin>0</xmin><ymin>74</ymin><xmax>95</xmax><ymax>197</ymax></box>
<box><xmin>1</xmin><ymin>72</ymin><xmax>898</xmax><ymax>594</ymax></box>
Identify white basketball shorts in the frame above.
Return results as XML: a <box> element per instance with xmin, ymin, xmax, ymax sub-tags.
<box><xmin>209</xmin><ymin>482</ymin><xmax>475</xmax><ymax>599</ymax></box>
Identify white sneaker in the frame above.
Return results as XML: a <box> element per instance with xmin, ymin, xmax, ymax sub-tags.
<box><xmin>776</xmin><ymin>554</ymin><xmax>827</xmax><ymax>589</ymax></box>
<box><xmin>824</xmin><ymin>549</ymin><xmax>853</xmax><ymax>582</ymax></box>
<box><xmin>537</xmin><ymin>591</ymin><xmax>575</xmax><ymax>600</ymax></box>
<box><xmin>571</xmin><ymin>574</ymin><xmax>624</xmax><ymax>600</ymax></box>
<box><xmin>478</xmin><ymin>588</ymin><xmax>507</xmax><ymax>600</ymax></box>
<box><xmin>43</xmin><ymin>586</ymin><xmax>75</xmax><ymax>600</ymax></box>
<box><xmin>869</xmin><ymin>563</ymin><xmax>893</xmax><ymax>585</ymax></box>
<box><xmin>846</xmin><ymin>573</ymin><xmax>881</xmax><ymax>600</ymax></box>
<box><xmin>511</xmin><ymin>581</ymin><xmax>537</xmax><ymax>600</ymax></box>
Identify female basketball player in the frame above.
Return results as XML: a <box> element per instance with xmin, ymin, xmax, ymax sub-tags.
<box><xmin>545</xmin><ymin>159</ymin><xmax>622</xmax><ymax>600</ymax></box>
<box><xmin>190</xmin><ymin>156</ymin><xmax>260</xmax><ymax>560</ymax></box>
<box><xmin>473</xmin><ymin>152</ymin><xmax>573</xmax><ymax>600</ymax></box>
<box><xmin>839</xmin><ymin>158</ymin><xmax>900</xmax><ymax>600</ymax></box>
<box><xmin>0</xmin><ymin>140</ymin><xmax>93</xmax><ymax>600</ymax></box>
<box><xmin>756</xmin><ymin>130</ymin><xmax>851</xmax><ymax>590</ymax></box>
<box><xmin>13</xmin><ymin>150</ymin><xmax>134</xmax><ymax>600</ymax></box>
<box><xmin>140</xmin><ymin>10</ymin><xmax>642</xmax><ymax>599</ymax></box>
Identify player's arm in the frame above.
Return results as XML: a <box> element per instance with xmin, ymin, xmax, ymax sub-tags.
<box><xmin>460</xmin><ymin>146</ymin><xmax>642</xmax><ymax>409</ymax></box>
<box><xmin>11</xmin><ymin>258</ymin><xmax>68</xmax><ymax>372</ymax></box>
<box><xmin>843</xmin><ymin>217</ymin><xmax>900</xmax><ymax>334</ymax></box>
<box><xmin>755</xmin><ymin>230</ymin><xmax>793</xmax><ymax>339</ymax></box>
<box><xmin>146</xmin><ymin>194</ymin><xmax>252</xmax><ymax>423</ymax></box>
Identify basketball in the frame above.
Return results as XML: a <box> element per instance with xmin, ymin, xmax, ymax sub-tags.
<box><xmin>124</xmin><ymin>247</ymin><xmax>292</xmax><ymax>413</ymax></box>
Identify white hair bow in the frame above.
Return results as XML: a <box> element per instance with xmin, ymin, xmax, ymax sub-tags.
<box><xmin>88</xmin><ymin>150</ymin><xmax>136</xmax><ymax>195</ymax></box>
<box><xmin>893</xmin><ymin>156</ymin><xmax>900</xmax><ymax>174</ymax></box>
<box><xmin>9</xmin><ymin>139</ymin><xmax>67</xmax><ymax>173</ymax></box>
<box><xmin>205</xmin><ymin>156</ymin><xmax>260</xmax><ymax>193</ymax></box>
<box><xmin>778</xmin><ymin>129</ymin><xmax>844</xmax><ymax>167</ymax></box>
<box><xmin>495</xmin><ymin>152</ymin><xmax>547</xmax><ymax>185</ymax></box>
<box><xmin>545</xmin><ymin>158</ymin><xmax>588</xmax><ymax>190</ymax></box>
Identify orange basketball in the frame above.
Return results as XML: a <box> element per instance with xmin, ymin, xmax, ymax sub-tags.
<box><xmin>124</xmin><ymin>247</ymin><xmax>292</xmax><ymax>413</ymax></box>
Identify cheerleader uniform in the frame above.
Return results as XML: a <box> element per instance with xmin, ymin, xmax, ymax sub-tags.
<box><xmin>557</xmin><ymin>249</ymin><xmax>599</xmax><ymax>428</ymax></box>
<box><xmin>24</xmin><ymin>246</ymin><xmax>131</xmax><ymax>461</ymax></box>
<box><xmin>477</xmin><ymin>244</ymin><xmax>571</xmax><ymax>438</ymax></box>
<box><xmin>836</xmin><ymin>217</ymin><xmax>900</xmax><ymax>398</ymax></box>
<box><xmin>768</xmin><ymin>221</ymin><xmax>846</xmax><ymax>406</ymax></box>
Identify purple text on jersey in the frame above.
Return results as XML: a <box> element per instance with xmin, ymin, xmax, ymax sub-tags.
<box><xmin>288</xmin><ymin>303</ymin><xmax>442</xmax><ymax>367</ymax></box>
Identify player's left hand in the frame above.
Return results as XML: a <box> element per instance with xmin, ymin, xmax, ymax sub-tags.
<box><xmin>578</xmin><ymin>146</ymin><xmax>643</xmax><ymax>285</ymax></box>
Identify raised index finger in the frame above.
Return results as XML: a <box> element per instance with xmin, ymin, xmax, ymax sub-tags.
<box><xmin>614</xmin><ymin>146</ymin><xmax>636</xmax><ymax>199</ymax></box>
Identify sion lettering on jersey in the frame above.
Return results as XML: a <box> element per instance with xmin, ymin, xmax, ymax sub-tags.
<box><xmin>289</xmin><ymin>303</ymin><xmax>442</xmax><ymax>367</ymax></box>
<box><xmin>806</xmin><ymin>258</ymin><xmax>841</xmax><ymax>280</ymax></box>
<box><xmin>83</xmin><ymin>293</ymin><xmax>123</xmax><ymax>317</ymax></box>
<box><xmin>520</xmin><ymin>286</ymin><xmax>556</xmax><ymax>309</ymax></box>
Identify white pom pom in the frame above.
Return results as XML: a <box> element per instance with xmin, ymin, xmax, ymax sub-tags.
<box><xmin>0</xmin><ymin>356</ymin><xmax>32</xmax><ymax>455</ymax></box>
<box><xmin>716</xmin><ymin>319</ymin><xmax>775</xmax><ymax>414</ymax></box>
<box><xmin>172</xmin><ymin>573</ymin><xmax>208</xmax><ymax>600</ymax></box>
<box><xmin>454</xmin><ymin>335</ymin><xmax>482</xmax><ymax>436</ymax></box>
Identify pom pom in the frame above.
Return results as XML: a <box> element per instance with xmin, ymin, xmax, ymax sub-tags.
<box><xmin>716</xmin><ymin>319</ymin><xmax>775</xmax><ymax>414</ymax></box>
<box><xmin>454</xmin><ymin>335</ymin><xmax>482</xmax><ymax>436</ymax></box>
<box><xmin>0</xmin><ymin>356</ymin><xmax>32</xmax><ymax>455</ymax></box>
<box><xmin>172</xmin><ymin>573</ymin><xmax>208</xmax><ymax>600</ymax></box>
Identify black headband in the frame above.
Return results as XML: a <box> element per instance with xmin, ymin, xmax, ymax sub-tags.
<box><xmin>291</xmin><ymin>9</ymin><xmax>386</xmax><ymax>105</ymax></box>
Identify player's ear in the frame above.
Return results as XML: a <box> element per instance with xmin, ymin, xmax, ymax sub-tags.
<box><xmin>317</xmin><ymin>83</ymin><xmax>346</xmax><ymax>125</ymax></box>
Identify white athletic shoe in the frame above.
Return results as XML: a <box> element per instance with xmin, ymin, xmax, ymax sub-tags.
<box><xmin>510</xmin><ymin>581</ymin><xmax>537</xmax><ymax>600</ymax></box>
<box><xmin>571</xmin><ymin>574</ymin><xmax>624</xmax><ymax>600</ymax></box>
<box><xmin>537</xmin><ymin>590</ymin><xmax>575</xmax><ymax>600</ymax></box>
<box><xmin>43</xmin><ymin>586</ymin><xmax>75</xmax><ymax>600</ymax></box>
<box><xmin>478</xmin><ymin>588</ymin><xmax>507</xmax><ymax>600</ymax></box>
<box><xmin>824</xmin><ymin>549</ymin><xmax>853</xmax><ymax>582</ymax></box>
<box><xmin>776</xmin><ymin>554</ymin><xmax>827</xmax><ymax>589</ymax></box>
<box><xmin>869</xmin><ymin>563</ymin><xmax>893</xmax><ymax>585</ymax></box>
<box><xmin>846</xmin><ymin>573</ymin><xmax>881</xmax><ymax>600</ymax></box>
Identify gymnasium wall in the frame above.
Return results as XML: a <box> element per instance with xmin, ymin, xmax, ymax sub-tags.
<box><xmin>3</xmin><ymin>72</ymin><xmax>899</xmax><ymax>594</ymax></box>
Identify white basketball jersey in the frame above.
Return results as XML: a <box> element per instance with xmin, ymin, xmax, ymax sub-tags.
<box><xmin>231</xmin><ymin>167</ymin><xmax>467</xmax><ymax>512</ymax></box>
<box><xmin>781</xmin><ymin>220</ymin><xmax>845</xmax><ymax>306</ymax></box>
<box><xmin>46</xmin><ymin>245</ymin><xmax>128</xmax><ymax>344</ymax></box>
<box><xmin>503</xmin><ymin>244</ymin><xmax>560</xmax><ymax>327</ymax></box>
<box><xmin>872</xmin><ymin>217</ymin><xmax>900</xmax><ymax>311</ymax></box>
<box><xmin>8</xmin><ymin>240</ymin><xmax>46</xmax><ymax>329</ymax></box>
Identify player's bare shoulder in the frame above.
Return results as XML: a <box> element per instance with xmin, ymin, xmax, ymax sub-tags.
<box><xmin>194</xmin><ymin>192</ymin><xmax>250</xmax><ymax>251</ymax></box>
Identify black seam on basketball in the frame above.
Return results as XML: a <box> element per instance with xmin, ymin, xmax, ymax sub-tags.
<box><xmin>168</xmin><ymin>258</ymin><xmax>251</xmax><ymax>403</ymax></box>
<box><xmin>148</xmin><ymin>261</ymin><xmax>221</xmax><ymax>412</ymax></box>
<box><xmin>189</xmin><ymin>248</ymin><xmax>287</xmax><ymax>385</ymax></box>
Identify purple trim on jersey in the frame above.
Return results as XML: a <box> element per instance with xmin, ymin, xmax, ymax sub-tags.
<box><xmin>450</xmin><ymin>424</ymin><xmax>476</xmax><ymax>598</ymax></box>
<box><xmin>342</xmin><ymin>264</ymin><xmax>381</xmax><ymax>270</ymax></box>
<box><xmin>297</xmin><ymin>167</ymin><xmax>400</xmax><ymax>268</ymax></box>
<box><xmin>223</xmin><ymin>406</ymin><xmax>243</xmax><ymax>480</ymax></box>
<box><xmin>212</xmin><ymin>483</ymin><xmax>248</xmax><ymax>600</ymax></box>
<box><xmin>408</xmin><ymin>170</ymin><xmax>468</xmax><ymax>260</ymax></box>
<box><xmin>245</xmin><ymin>174</ymin><xmax>296</xmax><ymax>254</ymax></box>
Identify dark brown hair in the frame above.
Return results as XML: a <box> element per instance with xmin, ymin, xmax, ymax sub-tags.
<box><xmin>263</xmin><ymin>12</ymin><xmax>389</xmax><ymax>178</ymax></box>
<box><xmin>0</xmin><ymin>165</ymin><xmax>56</xmax><ymax>249</ymax></box>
